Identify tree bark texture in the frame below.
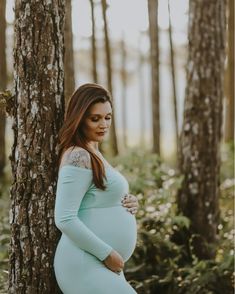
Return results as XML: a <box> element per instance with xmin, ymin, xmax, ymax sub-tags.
<box><xmin>178</xmin><ymin>0</ymin><xmax>227</xmax><ymax>258</ymax></box>
<box><xmin>64</xmin><ymin>0</ymin><xmax>75</xmax><ymax>105</ymax></box>
<box><xmin>0</xmin><ymin>0</ymin><xmax>7</xmax><ymax>177</ymax></box>
<box><xmin>9</xmin><ymin>1</ymin><xmax>65</xmax><ymax>293</ymax></box>
<box><xmin>225</xmin><ymin>0</ymin><xmax>234</xmax><ymax>142</ymax></box>
<box><xmin>168</xmin><ymin>0</ymin><xmax>179</xmax><ymax>162</ymax></box>
<box><xmin>101</xmin><ymin>0</ymin><xmax>118</xmax><ymax>156</ymax></box>
<box><xmin>148</xmin><ymin>0</ymin><xmax>160</xmax><ymax>155</ymax></box>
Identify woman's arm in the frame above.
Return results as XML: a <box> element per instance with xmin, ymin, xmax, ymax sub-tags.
<box><xmin>54</xmin><ymin>147</ymin><xmax>113</xmax><ymax>261</ymax></box>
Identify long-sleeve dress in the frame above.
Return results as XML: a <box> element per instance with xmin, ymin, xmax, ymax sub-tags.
<box><xmin>53</xmin><ymin>151</ymin><xmax>138</xmax><ymax>294</ymax></box>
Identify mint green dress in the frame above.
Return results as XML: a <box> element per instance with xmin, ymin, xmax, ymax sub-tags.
<box><xmin>53</xmin><ymin>165</ymin><xmax>138</xmax><ymax>294</ymax></box>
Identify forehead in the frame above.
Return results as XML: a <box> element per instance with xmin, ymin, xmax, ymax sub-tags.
<box><xmin>87</xmin><ymin>101</ymin><xmax>112</xmax><ymax>116</ymax></box>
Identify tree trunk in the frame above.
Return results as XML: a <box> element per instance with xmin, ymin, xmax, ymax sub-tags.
<box><xmin>138</xmin><ymin>34</ymin><xmax>146</xmax><ymax>148</ymax></box>
<box><xmin>64</xmin><ymin>0</ymin><xmax>75</xmax><ymax>105</ymax></box>
<box><xmin>90</xmin><ymin>0</ymin><xmax>98</xmax><ymax>83</ymax></box>
<box><xmin>9</xmin><ymin>1</ymin><xmax>65</xmax><ymax>293</ymax></box>
<box><xmin>0</xmin><ymin>0</ymin><xmax>7</xmax><ymax>177</ymax></box>
<box><xmin>101</xmin><ymin>0</ymin><xmax>118</xmax><ymax>156</ymax></box>
<box><xmin>224</xmin><ymin>0</ymin><xmax>234</xmax><ymax>143</ymax></box>
<box><xmin>168</xmin><ymin>0</ymin><xmax>179</xmax><ymax>163</ymax></box>
<box><xmin>177</xmin><ymin>0</ymin><xmax>227</xmax><ymax>259</ymax></box>
<box><xmin>120</xmin><ymin>35</ymin><xmax>127</xmax><ymax>149</ymax></box>
<box><xmin>148</xmin><ymin>0</ymin><xmax>160</xmax><ymax>155</ymax></box>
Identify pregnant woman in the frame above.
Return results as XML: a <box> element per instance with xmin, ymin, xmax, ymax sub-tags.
<box><xmin>54</xmin><ymin>83</ymin><xmax>139</xmax><ymax>293</ymax></box>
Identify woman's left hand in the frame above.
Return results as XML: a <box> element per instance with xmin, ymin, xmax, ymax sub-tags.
<box><xmin>121</xmin><ymin>193</ymin><xmax>139</xmax><ymax>215</ymax></box>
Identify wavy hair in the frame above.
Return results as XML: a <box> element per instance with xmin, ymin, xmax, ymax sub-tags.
<box><xmin>57</xmin><ymin>83</ymin><xmax>113</xmax><ymax>190</ymax></box>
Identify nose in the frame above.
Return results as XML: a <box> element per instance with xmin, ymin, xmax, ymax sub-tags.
<box><xmin>99</xmin><ymin>119</ymin><xmax>109</xmax><ymax>129</ymax></box>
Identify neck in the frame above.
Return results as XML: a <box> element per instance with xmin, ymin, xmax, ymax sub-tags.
<box><xmin>87</xmin><ymin>141</ymin><xmax>99</xmax><ymax>152</ymax></box>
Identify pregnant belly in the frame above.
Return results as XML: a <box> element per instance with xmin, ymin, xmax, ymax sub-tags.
<box><xmin>78</xmin><ymin>206</ymin><xmax>137</xmax><ymax>261</ymax></box>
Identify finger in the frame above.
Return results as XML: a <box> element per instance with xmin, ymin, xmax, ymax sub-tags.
<box><xmin>123</xmin><ymin>193</ymin><xmax>131</xmax><ymax>200</ymax></box>
<box><xmin>126</xmin><ymin>207</ymin><xmax>137</xmax><ymax>214</ymax></box>
<box><xmin>124</xmin><ymin>198</ymin><xmax>138</xmax><ymax>205</ymax></box>
<box><xmin>124</xmin><ymin>202</ymin><xmax>136</xmax><ymax>208</ymax></box>
<box><xmin>122</xmin><ymin>194</ymin><xmax>136</xmax><ymax>203</ymax></box>
<box><xmin>127</xmin><ymin>194</ymin><xmax>134</xmax><ymax>200</ymax></box>
<box><xmin>128</xmin><ymin>195</ymin><xmax>139</xmax><ymax>207</ymax></box>
<box><xmin>122</xmin><ymin>200</ymin><xmax>136</xmax><ymax>207</ymax></box>
<box><xmin>124</xmin><ymin>193</ymin><xmax>129</xmax><ymax>199</ymax></box>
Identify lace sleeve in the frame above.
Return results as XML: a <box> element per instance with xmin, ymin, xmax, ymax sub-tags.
<box><xmin>60</xmin><ymin>147</ymin><xmax>92</xmax><ymax>170</ymax></box>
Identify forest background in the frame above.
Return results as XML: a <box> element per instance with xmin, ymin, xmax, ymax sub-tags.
<box><xmin>0</xmin><ymin>0</ymin><xmax>234</xmax><ymax>293</ymax></box>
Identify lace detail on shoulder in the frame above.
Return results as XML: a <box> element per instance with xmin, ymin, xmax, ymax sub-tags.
<box><xmin>60</xmin><ymin>147</ymin><xmax>92</xmax><ymax>170</ymax></box>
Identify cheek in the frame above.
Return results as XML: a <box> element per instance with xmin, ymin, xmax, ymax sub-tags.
<box><xmin>86</xmin><ymin>122</ymin><xmax>99</xmax><ymax>132</ymax></box>
<box><xmin>81</xmin><ymin>121</ymin><xmax>95</xmax><ymax>135</ymax></box>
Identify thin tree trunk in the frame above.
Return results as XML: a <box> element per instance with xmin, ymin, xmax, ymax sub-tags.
<box><xmin>148</xmin><ymin>0</ymin><xmax>160</xmax><ymax>155</ymax></box>
<box><xmin>138</xmin><ymin>34</ymin><xmax>146</xmax><ymax>148</ymax></box>
<box><xmin>101</xmin><ymin>0</ymin><xmax>118</xmax><ymax>156</ymax></box>
<box><xmin>64</xmin><ymin>0</ymin><xmax>75</xmax><ymax>104</ymax></box>
<box><xmin>168</xmin><ymin>0</ymin><xmax>179</xmax><ymax>162</ymax></box>
<box><xmin>177</xmin><ymin>0</ymin><xmax>227</xmax><ymax>259</ymax></box>
<box><xmin>0</xmin><ymin>0</ymin><xmax>7</xmax><ymax>177</ymax></box>
<box><xmin>120</xmin><ymin>35</ymin><xmax>127</xmax><ymax>148</ymax></box>
<box><xmin>9</xmin><ymin>1</ymin><xmax>65</xmax><ymax>292</ymax></box>
<box><xmin>225</xmin><ymin>0</ymin><xmax>234</xmax><ymax>142</ymax></box>
<box><xmin>90</xmin><ymin>0</ymin><xmax>98</xmax><ymax>83</ymax></box>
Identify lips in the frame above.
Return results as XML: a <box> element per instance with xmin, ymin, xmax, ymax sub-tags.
<box><xmin>96</xmin><ymin>132</ymin><xmax>106</xmax><ymax>135</ymax></box>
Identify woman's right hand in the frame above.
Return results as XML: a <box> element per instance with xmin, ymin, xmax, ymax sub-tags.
<box><xmin>102</xmin><ymin>250</ymin><xmax>124</xmax><ymax>273</ymax></box>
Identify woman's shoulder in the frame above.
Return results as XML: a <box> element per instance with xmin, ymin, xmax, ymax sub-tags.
<box><xmin>60</xmin><ymin>146</ymin><xmax>92</xmax><ymax>170</ymax></box>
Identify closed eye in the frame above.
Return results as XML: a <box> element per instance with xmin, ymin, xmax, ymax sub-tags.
<box><xmin>91</xmin><ymin>117</ymin><xmax>112</xmax><ymax>122</ymax></box>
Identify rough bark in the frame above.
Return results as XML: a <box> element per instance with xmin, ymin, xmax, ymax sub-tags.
<box><xmin>0</xmin><ymin>0</ymin><xmax>7</xmax><ymax>177</ymax></box>
<box><xmin>224</xmin><ymin>0</ymin><xmax>234</xmax><ymax>142</ymax></box>
<box><xmin>168</xmin><ymin>0</ymin><xmax>179</xmax><ymax>162</ymax></box>
<box><xmin>101</xmin><ymin>0</ymin><xmax>118</xmax><ymax>156</ymax></box>
<box><xmin>148</xmin><ymin>0</ymin><xmax>160</xmax><ymax>155</ymax></box>
<box><xmin>90</xmin><ymin>0</ymin><xmax>98</xmax><ymax>83</ymax></box>
<box><xmin>178</xmin><ymin>0</ymin><xmax>227</xmax><ymax>259</ymax></box>
<box><xmin>9</xmin><ymin>1</ymin><xmax>65</xmax><ymax>293</ymax></box>
<box><xmin>64</xmin><ymin>0</ymin><xmax>75</xmax><ymax>105</ymax></box>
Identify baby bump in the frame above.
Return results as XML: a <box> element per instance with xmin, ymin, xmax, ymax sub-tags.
<box><xmin>78</xmin><ymin>206</ymin><xmax>137</xmax><ymax>261</ymax></box>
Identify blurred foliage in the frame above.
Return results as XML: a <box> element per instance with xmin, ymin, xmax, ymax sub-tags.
<box><xmin>0</xmin><ymin>143</ymin><xmax>234</xmax><ymax>293</ymax></box>
<box><xmin>110</xmin><ymin>144</ymin><xmax>234</xmax><ymax>294</ymax></box>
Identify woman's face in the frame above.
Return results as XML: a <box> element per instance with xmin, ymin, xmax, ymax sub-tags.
<box><xmin>81</xmin><ymin>101</ymin><xmax>112</xmax><ymax>143</ymax></box>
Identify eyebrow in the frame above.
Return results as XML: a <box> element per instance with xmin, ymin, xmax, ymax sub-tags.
<box><xmin>88</xmin><ymin>112</ymin><xmax>112</xmax><ymax>117</ymax></box>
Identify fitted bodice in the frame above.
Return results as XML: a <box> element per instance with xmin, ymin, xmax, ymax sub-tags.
<box><xmin>58</xmin><ymin>165</ymin><xmax>129</xmax><ymax>210</ymax></box>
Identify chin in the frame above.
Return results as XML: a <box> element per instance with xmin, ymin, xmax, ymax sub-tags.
<box><xmin>92</xmin><ymin>137</ymin><xmax>103</xmax><ymax>143</ymax></box>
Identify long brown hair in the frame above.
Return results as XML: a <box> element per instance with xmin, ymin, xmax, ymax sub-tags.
<box><xmin>57</xmin><ymin>83</ymin><xmax>113</xmax><ymax>190</ymax></box>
